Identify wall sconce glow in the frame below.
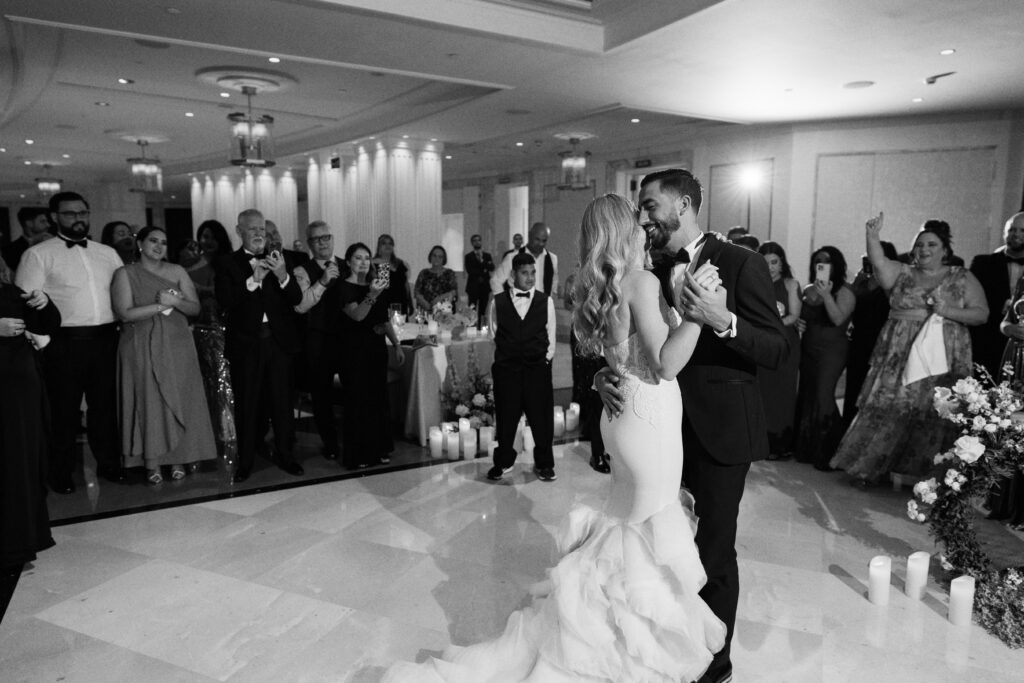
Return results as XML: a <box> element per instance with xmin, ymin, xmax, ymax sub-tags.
<box><xmin>912</xmin><ymin>97</ymin><xmax>924</xmax><ymax>103</ymax></box>
<box><xmin>220</xmin><ymin>92</ymin><xmax>231</xmax><ymax>98</ymax></box>
<box><xmin>25</xmin><ymin>139</ymin><xmax>34</xmax><ymax>145</ymax></box>
<box><xmin>445</xmin><ymin>155</ymin><xmax>452</xmax><ymax>160</ymax></box>
<box><xmin>739</xmin><ymin>165</ymin><xmax>761</xmax><ymax>190</ymax></box>
<box><xmin>515</xmin><ymin>142</ymin><xmax>524</xmax><ymax>147</ymax></box>
<box><xmin>62</xmin><ymin>153</ymin><xmax>70</xmax><ymax>158</ymax></box>
<box><xmin>630</xmin><ymin>118</ymin><xmax>640</xmax><ymax>123</ymax></box>
<box><xmin>127</xmin><ymin>139</ymin><xmax>163</xmax><ymax>193</ymax></box>
<box><xmin>185</xmin><ymin>112</ymin><xmax>194</xmax><ymax>117</ymax></box>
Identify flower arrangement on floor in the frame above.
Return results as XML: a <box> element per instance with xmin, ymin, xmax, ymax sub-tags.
<box><xmin>908</xmin><ymin>374</ymin><xmax>1024</xmax><ymax>647</ymax></box>
<box><xmin>440</xmin><ymin>341</ymin><xmax>495</xmax><ymax>427</ymax></box>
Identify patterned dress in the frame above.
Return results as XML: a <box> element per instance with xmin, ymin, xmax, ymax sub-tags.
<box><xmin>830</xmin><ymin>265</ymin><xmax>973</xmax><ymax>483</ymax></box>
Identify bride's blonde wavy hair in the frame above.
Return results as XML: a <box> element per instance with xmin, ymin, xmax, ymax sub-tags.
<box><xmin>572</xmin><ymin>193</ymin><xmax>642</xmax><ymax>357</ymax></box>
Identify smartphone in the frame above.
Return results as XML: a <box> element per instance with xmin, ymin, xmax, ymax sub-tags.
<box><xmin>376</xmin><ymin>263</ymin><xmax>391</xmax><ymax>288</ymax></box>
<box><xmin>270</xmin><ymin>249</ymin><xmax>281</xmax><ymax>261</ymax></box>
<box><xmin>815</xmin><ymin>262</ymin><xmax>832</xmax><ymax>286</ymax></box>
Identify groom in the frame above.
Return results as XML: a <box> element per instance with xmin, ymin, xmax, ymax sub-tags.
<box><xmin>598</xmin><ymin>169</ymin><xmax>789</xmax><ymax>683</ymax></box>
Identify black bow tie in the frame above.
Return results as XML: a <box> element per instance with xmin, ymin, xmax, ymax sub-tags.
<box><xmin>1007</xmin><ymin>255</ymin><xmax>1024</xmax><ymax>266</ymax></box>
<box><xmin>514</xmin><ymin>292</ymin><xmax>531</xmax><ymax>298</ymax></box>
<box><xmin>65</xmin><ymin>239</ymin><xmax>88</xmax><ymax>249</ymax></box>
<box><xmin>673</xmin><ymin>248</ymin><xmax>691</xmax><ymax>264</ymax></box>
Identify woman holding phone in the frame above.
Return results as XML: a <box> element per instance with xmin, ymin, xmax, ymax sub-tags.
<box><xmin>794</xmin><ymin>246</ymin><xmax>855</xmax><ymax>470</ymax></box>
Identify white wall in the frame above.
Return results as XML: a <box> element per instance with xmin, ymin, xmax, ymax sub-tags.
<box><xmin>190</xmin><ymin>168</ymin><xmax>299</xmax><ymax>248</ymax></box>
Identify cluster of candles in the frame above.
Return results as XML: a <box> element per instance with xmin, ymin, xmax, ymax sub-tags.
<box><xmin>415</xmin><ymin>319</ymin><xmax>489</xmax><ymax>343</ymax></box>
<box><xmin>427</xmin><ymin>402</ymin><xmax>582</xmax><ymax>461</ymax></box>
<box><xmin>867</xmin><ymin>552</ymin><xmax>975</xmax><ymax>626</ymax></box>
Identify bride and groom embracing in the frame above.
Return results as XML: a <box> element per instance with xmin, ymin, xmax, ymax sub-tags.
<box><xmin>384</xmin><ymin>169</ymin><xmax>790</xmax><ymax>683</ymax></box>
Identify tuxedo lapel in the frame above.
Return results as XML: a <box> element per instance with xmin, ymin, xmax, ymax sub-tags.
<box><xmin>694</xmin><ymin>232</ymin><xmax>722</xmax><ymax>269</ymax></box>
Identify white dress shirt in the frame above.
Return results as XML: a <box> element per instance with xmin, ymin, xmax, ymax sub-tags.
<box><xmin>15</xmin><ymin>235</ymin><xmax>121</xmax><ymax>327</ymax></box>
<box><xmin>490</xmin><ymin>248</ymin><xmax>559</xmax><ymax>297</ymax></box>
<box><xmin>293</xmin><ymin>259</ymin><xmax>334</xmax><ymax>313</ymax></box>
<box><xmin>488</xmin><ymin>287</ymin><xmax>557</xmax><ymax>361</ymax></box>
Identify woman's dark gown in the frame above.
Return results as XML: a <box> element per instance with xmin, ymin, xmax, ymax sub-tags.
<box><xmin>758</xmin><ymin>278</ymin><xmax>800</xmax><ymax>457</ymax></box>
<box><xmin>0</xmin><ymin>283</ymin><xmax>61</xmax><ymax>568</ymax></box>
<box><xmin>794</xmin><ymin>286</ymin><xmax>851</xmax><ymax>469</ymax></box>
<box><xmin>990</xmin><ymin>277</ymin><xmax>1024</xmax><ymax>526</ymax></box>
<box><xmin>339</xmin><ymin>281</ymin><xmax>393</xmax><ymax>467</ymax></box>
<box><xmin>381</xmin><ymin>258</ymin><xmax>412</xmax><ymax>315</ymax></box>
<box><xmin>844</xmin><ymin>279</ymin><xmax>891</xmax><ymax>429</ymax></box>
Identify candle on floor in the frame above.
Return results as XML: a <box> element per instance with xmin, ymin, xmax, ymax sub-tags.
<box><xmin>566</xmin><ymin>402</ymin><xmax>580</xmax><ymax>432</ymax></box>
<box><xmin>428</xmin><ymin>426</ymin><xmax>443</xmax><ymax>459</ymax></box>
<box><xmin>458</xmin><ymin>417</ymin><xmax>472</xmax><ymax>434</ymax></box>
<box><xmin>553</xmin><ymin>406</ymin><xmax>565</xmax><ymax>437</ymax></box>
<box><xmin>461</xmin><ymin>429</ymin><xmax>478</xmax><ymax>459</ymax></box>
<box><xmin>479</xmin><ymin>426</ymin><xmax>494</xmax><ymax>455</ymax></box>
<box><xmin>905</xmin><ymin>551</ymin><xmax>930</xmax><ymax>600</ymax></box>
<box><xmin>948</xmin><ymin>575</ymin><xmax>975</xmax><ymax>626</ymax></box>
<box><xmin>523</xmin><ymin>425</ymin><xmax>535</xmax><ymax>453</ymax></box>
<box><xmin>868</xmin><ymin>555</ymin><xmax>891</xmax><ymax>606</ymax></box>
<box><xmin>444</xmin><ymin>430</ymin><xmax>459</xmax><ymax>460</ymax></box>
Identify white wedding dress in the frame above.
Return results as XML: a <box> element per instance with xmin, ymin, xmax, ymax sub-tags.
<box><xmin>383</xmin><ymin>333</ymin><xmax>725</xmax><ymax>682</ymax></box>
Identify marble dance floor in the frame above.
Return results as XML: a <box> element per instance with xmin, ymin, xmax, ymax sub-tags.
<box><xmin>3</xmin><ymin>444</ymin><xmax>1024</xmax><ymax>682</ymax></box>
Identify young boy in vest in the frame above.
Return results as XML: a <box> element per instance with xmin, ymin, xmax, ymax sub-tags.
<box><xmin>487</xmin><ymin>252</ymin><xmax>558</xmax><ymax>482</ymax></box>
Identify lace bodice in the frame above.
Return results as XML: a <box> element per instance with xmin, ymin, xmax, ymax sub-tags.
<box><xmin>604</xmin><ymin>333</ymin><xmax>658</xmax><ymax>385</ymax></box>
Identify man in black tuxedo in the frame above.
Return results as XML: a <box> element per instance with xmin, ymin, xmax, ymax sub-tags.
<box><xmin>215</xmin><ymin>209</ymin><xmax>304</xmax><ymax>483</ymax></box>
<box><xmin>598</xmin><ymin>169</ymin><xmax>789</xmax><ymax>683</ymax></box>
<box><xmin>2</xmin><ymin>207</ymin><xmax>53</xmax><ymax>271</ymax></box>
<box><xmin>969</xmin><ymin>211</ymin><xmax>1024</xmax><ymax>378</ymax></box>
<box><xmin>463</xmin><ymin>233</ymin><xmax>494</xmax><ymax>328</ymax></box>
<box><xmin>293</xmin><ymin>220</ymin><xmax>344</xmax><ymax>460</ymax></box>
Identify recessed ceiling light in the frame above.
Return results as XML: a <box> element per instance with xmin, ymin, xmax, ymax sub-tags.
<box><xmin>24</xmin><ymin>139</ymin><xmax>34</xmax><ymax>145</ymax></box>
<box><xmin>0</xmin><ymin>147</ymin><xmax>6</xmax><ymax>153</ymax></box>
<box><xmin>630</xmin><ymin>118</ymin><xmax>640</xmax><ymax>123</ymax></box>
<box><xmin>912</xmin><ymin>97</ymin><xmax>924</xmax><ymax>103</ymax></box>
<box><xmin>843</xmin><ymin>80</ymin><xmax>875</xmax><ymax>89</ymax></box>
<box><xmin>430</xmin><ymin>138</ymin><xmax>437</xmax><ymax>142</ymax></box>
<box><xmin>402</xmin><ymin>135</ymin><xmax>409</xmax><ymax>139</ymax></box>
<box><xmin>185</xmin><ymin>112</ymin><xmax>194</xmax><ymax>117</ymax></box>
<box><xmin>24</xmin><ymin>160</ymin><xmax>32</xmax><ymax>165</ymax></box>
<box><xmin>19</xmin><ymin>193</ymin><xmax>25</xmax><ymax>198</ymax></box>
<box><xmin>166</xmin><ymin>7</ymin><xmax>181</xmax><ymax>15</ymax></box>
<box><xmin>940</xmin><ymin>48</ymin><xmax>956</xmax><ymax>56</ymax></box>
<box><xmin>95</xmin><ymin>101</ymin><xmax>110</xmax><ymax>106</ymax></box>
<box><xmin>170</xmin><ymin>195</ymin><xmax>177</xmax><ymax>199</ymax></box>
<box><xmin>220</xmin><ymin>92</ymin><xmax>231</xmax><ymax>98</ymax></box>
<box><xmin>268</xmin><ymin>57</ymin><xmax>281</xmax><ymax>63</ymax></box>
<box><xmin>117</xmin><ymin>77</ymin><xmax>134</xmax><ymax>85</ymax></box>
<box><xmin>515</xmin><ymin>142</ymin><xmax>524</xmax><ymax>147</ymax></box>
<box><xmin>445</xmin><ymin>155</ymin><xmax>452</xmax><ymax>160</ymax></box>
<box><xmin>62</xmin><ymin>153</ymin><xmax>70</xmax><ymax>158</ymax></box>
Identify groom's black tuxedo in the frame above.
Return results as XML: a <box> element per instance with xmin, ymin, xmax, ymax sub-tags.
<box><xmin>654</xmin><ymin>232</ymin><xmax>789</xmax><ymax>681</ymax></box>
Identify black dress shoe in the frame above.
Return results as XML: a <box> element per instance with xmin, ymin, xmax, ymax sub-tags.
<box><xmin>232</xmin><ymin>468</ymin><xmax>251</xmax><ymax>484</ymax></box>
<box><xmin>49</xmin><ymin>477</ymin><xmax>75</xmax><ymax>494</ymax></box>
<box><xmin>96</xmin><ymin>465</ymin><xmax>127</xmax><ymax>483</ymax></box>
<box><xmin>275</xmin><ymin>458</ymin><xmax>304</xmax><ymax>476</ymax></box>
<box><xmin>589</xmin><ymin>453</ymin><xmax>610</xmax><ymax>474</ymax></box>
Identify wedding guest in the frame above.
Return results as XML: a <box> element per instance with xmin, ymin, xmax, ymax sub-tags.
<box><xmin>178</xmin><ymin>239</ymin><xmax>237</xmax><ymax>457</ymax></box>
<box><xmin>832</xmin><ymin>216</ymin><xmax>987</xmax><ymax>485</ymax></box>
<box><xmin>0</xmin><ymin>256</ymin><xmax>60</xmax><ymax>572</ymax></box>
<box><xmin>196</xmin><ymin>220</ymin><xmax>234</xmax><ymax>266</ymax></box>
<box><xmin>2</xmin><ymin>207</ymin><xmax>53</xmax><ymax>271</ymax></box>
<box><xmin>725</xmin><ymin>226</ymin><xmax>748</xmax><ymax>242</ymax></box>
<box><xmin>501</xmin><ymin>232</ymin><xmax>524</xmax><ymax>259</ymax></box>
<box><xmin>339</xmin><ymin>242</ymin><xmax>405</xmax><ymax>468</ymax></box>
<box><xmin>112</xmin><ymin>227</ymin><xmax>216</xmax><ymax>484</ymax></box>
<box><xmin>988</xmin><ymin>274</ymin><xmax>1024</xmax><ymax>528</ymax></box>
<box><xmin>491</xmin><ymin>222</ymin><xmax>559</xmax><ymax>297</ymax></box>
<box><xmin>374</xmin><ymin>234</ymin><xmax>412</xmax><ymax>315</ymax></box>
<box><xmin>844</xmin><ymin>241</ymin><xmax>899</xmax><ymax>428</ymax></box>
<box><xmin>564</xmin><ymin>269</ymin><xmax>608</xmax><ymax>473</ymax></box>
<box><xmin>293</xmin><ymin>221</ymin><xmax>345</xmax><ymax>460</ymax></box>
<box><xmin>264</xmin><ymin>219</ymin><xmax>308</xmax><ymax>272</ymax></box>
<box><xmin>101</xmin><ymin>221</ymin><xmax>138</xmax><ymax>265</ymax></box>
<box><xmin>487</xmin><ymin>252</ymin><xmax>558</xmax><ymax>483</ymax></box>
<box><xmin>463</xmin><ymin>234</ymin><xmax>494</xmax><ymax>328</ymax></box>
<box><xmin>733</xmin><ymin>234</ymin><xmax>760</xmax><ymax>252</ymax></box>
<box><xmin>970</xmin><ymin>211</ymin><xmax>1024</xmax><ymax>378</ymax></box>
<box><xmin>757</xmin><ymin>241</ymin><xmax>801</xmax><ymax>459</ymax></box>
<box><xmin>16</xmin><ymin>191</ymin><xmax>125</xmax><ymax>494</ymax></box>
<box><xmin>414</xmin><ymin>245</ymin><xmax>458</xmax><ymax>312</ymax></box>
<box><xmin>215</xmin><ymin>209</ymin><xmax>304</xmax><ymax>483</ymax></box>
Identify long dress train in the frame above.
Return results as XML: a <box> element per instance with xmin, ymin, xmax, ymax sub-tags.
<box><xmin>383</xmin><ymin>333</ymin><xmax>725</xmax><ymax>682</ymax></box>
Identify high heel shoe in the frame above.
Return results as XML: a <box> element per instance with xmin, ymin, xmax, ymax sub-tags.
<box><xmin>147</xmin><ymin>469</ymin><xmax>163</xmax><ymax>485</ymax></box>
<box><xmin>170</xmin><ymin>465</ymin><xmax>186</xmax><ymax>480</ymax></box>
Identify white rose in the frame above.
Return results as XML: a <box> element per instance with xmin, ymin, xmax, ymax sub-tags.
<box><xmin>972</xmin><ymin>415</ymin><xmax>987</xmax><ymax>431</ymax></box>
<box><xmin>934</xmin><ymin>386</ymin><xmax>953</xmax><ymax>402</ymax></box>
<box><xmin>953</xmin><ymin>435</ymin><xmax>985</xmax><ymax>464</ymax></box>
<box><xmin>984</xmin><ymin>423</ymin><xmax>998</xmax><ymax>434</ymax></box>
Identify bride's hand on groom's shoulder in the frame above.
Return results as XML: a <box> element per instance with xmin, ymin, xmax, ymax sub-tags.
<box><xmin>594</xmin><ymin>367</ymin><xmax>625</xmax><ymax>418</ymax></box>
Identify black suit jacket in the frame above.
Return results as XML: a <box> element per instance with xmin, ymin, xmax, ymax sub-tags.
<box><xmin>660</xmin><ymin>234</ymin><xmax>790</xmax><ymax>465</ymax></box>
<box><xmin>464</xmin><ymin>250</ymin><xmax>494</xmax><ymax>298</ymax></box>
<box><xmin>970</xmin><ymin>250</ymin><xmax>1012</xmax><ymax>376</ymax></box>
<box><xmin>215</xmin><ymin>248</ymin><xmax>303</xmax><ymax>354</ymax></box>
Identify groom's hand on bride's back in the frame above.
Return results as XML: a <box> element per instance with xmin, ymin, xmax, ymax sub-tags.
<box><xmin>594</xmin><ymin>367</ymin><xmax>625</xmax><ymax>418</ymax></box>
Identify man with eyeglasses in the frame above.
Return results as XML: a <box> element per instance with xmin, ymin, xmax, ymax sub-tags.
<box><xmin>292</xmin><ymin>221</ymin><xmax>345</xmax><ymax>460</ymax></box>
<box><xmin>15</xmin><ymin>191</ymin><xmax>127</xmax><ymax>494</ymax></box>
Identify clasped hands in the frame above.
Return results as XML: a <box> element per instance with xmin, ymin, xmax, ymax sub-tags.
<box><xmin>675</xmin><ymin>263</ymin><xmax>729</xmax><ymax>331</ymax></box>
<box><xmin>252</xmin><ymin>251</ymin><xmax>288</xmax><ymax>283</ymax></box>
<box><xmin>0</xmin><ymin>290</ymin><xmax>49</xmax><ymax>337</ymax></box>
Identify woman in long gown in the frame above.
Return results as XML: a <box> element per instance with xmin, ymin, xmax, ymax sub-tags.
<box><xmin>756</xmin><ymin>242</ymin><xmax>802</xmax><ymax>459</ymax></box>
<box><xmin>112</xmin><ymin>227</ymin><xmax>217</xmax><ymax>484</ymax></box>
<box><xmin>831</xmin><ymin>215</ymin><xmax>988</xmax><ymax>485</ymax></box>
<box><xmin>794</xmin><ymin>246</ymin><xmax>855</xmax><ymax>470</ymax></box>
<box><xmin>988</xmin><ymin>277</ymin><xmax>1024</xmax><ymax>528</ymax></box>
<box><xmin>384</xmin><ymin>194</ymin><xmax>725</xmax><ymax>683</ymax></box>
<box><xmin>0</xmin><ymin>258</ymin><xmax>60</xmax><ymax>570</ymax></box>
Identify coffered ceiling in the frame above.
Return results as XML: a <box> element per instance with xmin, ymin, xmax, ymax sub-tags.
<box><xmin>1</xmin><ymin>0</ymin><xmax>1022</xmax><ymax>199</ymax></box>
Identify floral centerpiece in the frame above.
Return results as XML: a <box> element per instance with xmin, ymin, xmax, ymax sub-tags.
<box><xmin>432</xmin><ymin>298</ymin><xmax>476</xmax><ymax>337</ymax></box>
<box><xmin>440</xmin><ymin>342</ymin><xmax>495</xmax><ymax>427</ymax></box>
<box><xmin>909</xmin><ymin>373</ymin><xmax>1024</xmax><ymax>647</ymax></box>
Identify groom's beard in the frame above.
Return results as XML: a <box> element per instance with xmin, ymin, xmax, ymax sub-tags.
<box><xmin>648</xmin><ymin>214</ymin><xmax>680</xmax><ymax>252</ymax></box>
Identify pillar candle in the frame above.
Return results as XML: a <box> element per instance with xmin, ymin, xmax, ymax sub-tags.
<box><xmin>428</xmin><ymin>426</ymin><xmax>443</xmax><ymax>459</ymax></box>
<box><xmin>466</xmin><ymin>327</ymin><xmax>478</xmax><ymax>339</ymax></box>
<box><xmin>479</xmin><ymin>426</ymin><xmax>494</xmax><ymax>455</ymax></box>
<box><xmin>458</xmin><ymin>417</ymin><xmax>472</xmax><ymax>434</ymax></box>
<box><xmin>461</xmin><ymin>430</ymin><xmax>478</xmax><ymax>459</ymax></box>
<box><xmin>948</xmin><ymin>575</ymin><xmax>975</xmax><ymax>626</ymax></box>
<box><xmin>480</xmin><ymin>325</ymin><xmax>489</xmax><ymax>337</ymax></box>
<box><xmin>868</xmin><ymin>555</ymin><xmax>891</xmax><ymax>606</ymax></box>
<box><xmin>523</xmin><ymin>426</ymin><xmax>535</xmax><ymax>453</ymax></box>
<box><xmin>566</xmin><ymin>402</ymin><xmax>580</xmax><ymax>432</ymax></box>
<box><xmin>444</xmin><ymin>430</ymin><xmax>459</xmax><ymax>460</ymax></box>
<box><xmin>905</xmin><ymin>551</ymin><xmax>930</xmax><ymax>600</ymax></box>
<box><xmin>427</xmin><ymin>320</ymin><xmax>439</xmax><ymax>336</ymax></box>
<box><xmin>553</xmin><ymin>406</ymin><xmax>566</xmax><ymax>437</ymax></box>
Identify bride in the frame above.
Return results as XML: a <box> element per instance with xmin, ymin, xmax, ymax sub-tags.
<box><xmin>384</xmin><ymin>193</ymin><xmax>725</xmax><ymax>682</ymax></box>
